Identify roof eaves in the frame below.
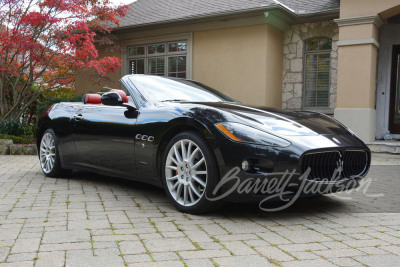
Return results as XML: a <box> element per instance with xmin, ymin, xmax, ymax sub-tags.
<box><xmin>295</xmin><ymin>7</ymin><xmax>340</xmax><ymax>16</ymax></box>
<box><xmin>113</xmin><ymin>3</ymin><xmax>339</xmax><ymax>31</ymax></box>
<box><xmin>115</xmin><ymin>3</ymin><xmax>286</xmax><ymax>31</ymax></box>
<box><xmin>272</xmin><ymin>0</ymin><xmax>296</xmax><ymax>13</ymax></box>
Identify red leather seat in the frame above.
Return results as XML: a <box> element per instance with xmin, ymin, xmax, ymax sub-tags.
<box><xmin>111</xmin><ymin>89</ymin><xmax>129</xmax><ymax>103</ymax></box>
<box><xmin>83</xmin><ymin>94</ymin><xmax>101</xmax><ymax>104</ymax></box>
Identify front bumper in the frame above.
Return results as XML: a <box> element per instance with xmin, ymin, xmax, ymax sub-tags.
<box><xmin>210</xmin><ymin>138</ymin><xmax>370</xmax><ymax>203</ymax></box>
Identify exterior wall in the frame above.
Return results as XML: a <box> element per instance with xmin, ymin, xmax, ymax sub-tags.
<box><xmin>340</xmin><ymin>0</ymin><xmax>400</xmax><ymax>19</ymax></box>
<box><xmin>193</xmin><ymin>24</ymin><xmax>283</xmax><ymax>107</ymax></box>
<box><xmin>339</xmin><ymin>23</ymin><xmax>379</xmax><ymax>41</ymax></box>
<box><xmin>337</xmin><ymin>44</ymin><xmax>377</xmax><ymax>109</ymax></box>
<box><xmin>75</xmin><ymin>45</ymin><xmax>122</xmax><ymax>96</ymax></box>
<box><xmin>334</xmin><ymin>0</ymin><xmax>400</xmax><ymax>142</ymax></box>
<box><xmin>282</xmin><ymin>21</ymin><xmax>339</xmax><ymax>112</ymax></box>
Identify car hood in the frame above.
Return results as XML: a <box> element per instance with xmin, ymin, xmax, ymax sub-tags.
<box><xmin>179</xmin><ymin>102</ymin><xmax>366</xmax><ymax>149</ymax></box>
<box><xmin>175</xmin><ymin>101</ymin><xmax>359</xmax><ymax>138</ymax></box>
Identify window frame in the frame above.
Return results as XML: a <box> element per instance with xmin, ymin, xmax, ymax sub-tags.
<box><xmin>302</xmin><ymin>37</ymin><xmax>332</xmax><ymax>111</ymax></box>
<box><xmin>146</xmin><ymin>43</ymin><xmax>167</xmax><ymax>55</ymax></box>
<box><xmin>128</xmin><ymin>58</ymin><xmax>145</xmax><ymax>76</ymax></box>
<box><xmin>147</xmin><ymin>56</ymin><xmax>166</xmax><ymax>76</ymax></box>
<box><xmin>167</xmin><ymin>41</ymin><xmax>188</xmax><ymax>55</ymax></box>
<box><xmin>167</xmin><ymin>55</ymin><xmax>187</xmax><ymax>78</ymax></box>
<box><xmin>123</xmin><ymin>34</ymin><xmax>192</xmax><ymax>79</ymax></box>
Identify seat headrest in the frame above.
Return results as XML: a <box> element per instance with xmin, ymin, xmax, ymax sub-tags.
<box><xmin>83</xmin><ymin>94</ymin><xmax>101</xmax><ymax>104</ymax></box>
<box><xmin>110</xmin><ymin>89</ymin><xmax>129</xmax><ymax>103</ymax></box>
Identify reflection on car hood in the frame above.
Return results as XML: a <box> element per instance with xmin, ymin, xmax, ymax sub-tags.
<box><xmin>182</xmin><ymin>102</ymin><xmax>352</xmax><ymax>137</ymax></box>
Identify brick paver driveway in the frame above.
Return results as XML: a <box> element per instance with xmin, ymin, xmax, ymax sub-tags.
<box><xmin>0</xmin><ymin>155</ymin><xmax>399</xmax><ymax>267</ymax></box>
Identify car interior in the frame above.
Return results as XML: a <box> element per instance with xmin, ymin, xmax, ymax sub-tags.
<box><xmin>82</xmin><ymin>89</ymin><xmax>130</xmax><ymax>105</ymax></box>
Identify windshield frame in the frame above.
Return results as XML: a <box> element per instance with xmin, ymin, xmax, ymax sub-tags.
<box><xmin>120</xmin><ymin>75</ymin><xmax>240</xmax><ymax>105</ymax></box>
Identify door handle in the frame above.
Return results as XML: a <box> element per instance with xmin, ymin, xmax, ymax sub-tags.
<box><xmin>74</xmin><ymin>114</ymin><xmax>83</xmax><ymax>120</ymax></box>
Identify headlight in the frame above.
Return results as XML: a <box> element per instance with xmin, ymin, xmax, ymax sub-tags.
<box><xmin>215</xmin><ymin>122</ymin><xmax>291</xmax><ymax>147</ymax></box>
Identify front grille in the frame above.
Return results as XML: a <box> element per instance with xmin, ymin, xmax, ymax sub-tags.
<box><xmin>342</xmin><ymin>150</ymin><xmax>369</xmax><ymax>178</ymax></box>
<box><xmin>301</xmin><ymin>150</ymin><xmax>369</xmax><ymax>181</ymax></box>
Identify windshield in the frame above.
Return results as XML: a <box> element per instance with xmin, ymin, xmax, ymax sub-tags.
<box><xmin>125</xmin><ymin>75</ymin><xmax>239</xmax><ymax>103</ymax></box>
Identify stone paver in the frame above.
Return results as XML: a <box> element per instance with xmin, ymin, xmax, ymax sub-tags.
<box><xmin>214</xmin><ymin>255</ymin><xmax>274</xmax><ymax>267</ymax></box>
<box><xmin>0</xmin><ymin>155</ymin><xmax>399</xmax><ymax>266</ymax></box>
<box><xmin>35</xmin><ymin>251</ymin><xmax>65</xmax><ymax>267</ymax></box>
<box><xmin>42</xmin><ymin>230</ymin><xmax>90</xmax><ymax>244</ymax></box>
<box><xmin>11</xmin><ymin>238</ymin><xmax>40</xmax><ymax>253</ymax></box>
<box><xmin>354</xmin><ymin>254</ymin><xmax>400</xmax><ymax>267</ymax></box>
<box><xmin>144</xmin><ymin>238</ymin><xmax>196</xmax><ymax>252</ymax></box>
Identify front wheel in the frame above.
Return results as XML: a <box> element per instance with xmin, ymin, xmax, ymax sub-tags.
<box><xmin>39</xmin><ymin>129</ymin><xmax>72</xmax><ymax>178</ymax></box>
<box><xmin>162</xmin><ymin>132</ymin><xmax>221</xmax><ymax>214</ymax></box>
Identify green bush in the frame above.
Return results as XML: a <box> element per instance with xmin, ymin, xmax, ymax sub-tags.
<box><xmin>34</xmin><ymin>87</ymin><xmax>82</xmax><ymax>117</ymax></box>
<box><xmin>0</xmin><ymin>134</ymin><xmax>35</xmax><ymax>144</ymax></box>
<box><xmin>0</xmin><ymin>119</ymin><xmax>33</xmax><ymax>136</ymax></box>
<box><xmin>36</xmin><ymin>94</ymin><xmax>83</xmax><ymax>117</ymax></box>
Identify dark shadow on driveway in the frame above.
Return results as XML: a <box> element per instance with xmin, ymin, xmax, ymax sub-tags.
<box><xmin>63</xmin><ymin>165</ymin><xmax>400</xmax><ymax>216</ymax></box>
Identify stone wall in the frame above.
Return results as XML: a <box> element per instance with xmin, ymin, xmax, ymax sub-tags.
<box><xmin>0</xmin><ymin>139</ymin><xmax>37</xmax><ymax>155</ymax></box>
<box><xmin>0</xmin><ymin>139</ymin><xmax>13</xmax><ymax>155</ymax></box>
<box><xmin>282</xmin><ymin>20</ymin><xmax>339</xmax><ymax>112</ymax></box>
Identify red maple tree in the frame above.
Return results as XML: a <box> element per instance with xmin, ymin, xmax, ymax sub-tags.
<box><xmin>0</xmin><ymin>0</ymin><xmax>128</xmax><ymax>119</ymax></box>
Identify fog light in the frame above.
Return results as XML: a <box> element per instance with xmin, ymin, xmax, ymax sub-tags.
<box><xmin>242</xmin><ymin>160</ymin><xmax>249</xmax><ymax>171</ymax></box>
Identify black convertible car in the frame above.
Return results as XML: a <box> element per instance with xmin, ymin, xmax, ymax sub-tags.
<box><xmin>37</xmin><ymin>75</ymin><xmax>370</xmax><ymax>213</ymax></box>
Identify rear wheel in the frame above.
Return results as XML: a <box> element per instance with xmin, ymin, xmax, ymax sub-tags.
<box><xmin>39</xmin><ymin>129</ymin><xmax>72</xmax><ymax>178</ymax></box>
<box><xmin>162</xmin><ymin>132</ymin><xmax>221</xmax><ymax>214</ymax></box>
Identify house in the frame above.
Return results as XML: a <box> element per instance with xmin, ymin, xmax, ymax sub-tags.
<box><xmin>76</xmin><ymin>0</ymin><xmax>400</xmax><ymax>143</ymax></box>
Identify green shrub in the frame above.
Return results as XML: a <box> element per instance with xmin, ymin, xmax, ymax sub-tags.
<box><xmin>0</xmin><ymin>134</ymin><xmax>35</xmax><ymax>144</ymax></box>
<box><xmin>0</xmin><ymin>119</ymin><xmax>33</xmax><ymax>136</ymax></box>
<box><xmin>35</xmin><ymin>87</ymin><xmax>82</xmax><ymax>117</ymax></box>
<box><xmin>36</xmin><ymin>94</ymin><xmax>83</xmax><ymax>117</ymax></box>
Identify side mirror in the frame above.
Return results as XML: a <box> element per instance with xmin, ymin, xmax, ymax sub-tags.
<box><xmin>101</xmin><ymin>92</ymin><xmax>122</xmax><ymax>106</ymax></box>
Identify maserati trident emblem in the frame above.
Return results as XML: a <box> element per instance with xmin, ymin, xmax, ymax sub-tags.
<box><xmin>335</xmin><ymin>155</ymin><xmax>344</xmax><ymax>179</ymax></box>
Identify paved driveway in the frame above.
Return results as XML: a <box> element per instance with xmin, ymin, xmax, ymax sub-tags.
<box><xmin>0</xmin><ymin>155</ymin><xmax>399</xmax><ymax>267</ymax></box>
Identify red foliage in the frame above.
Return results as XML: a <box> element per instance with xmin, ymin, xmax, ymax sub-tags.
<box><xmin>19</xmin><ymin>12</ymin><xmax>61</xmax><ymax>27</ymax></box>
<box><xmin>88</xmin><ymin>57</ymin><xmax>122</xmax><ymax>77</ymax></box>
<box><xmin>0</xmin><ymin>0</ymin><xmax>129</xmax><ymax>80</ymax></box>
<box><xmin>0</xmin><ymin>0</ymin><xmax>129</xmax><ymax>118</ymax></box>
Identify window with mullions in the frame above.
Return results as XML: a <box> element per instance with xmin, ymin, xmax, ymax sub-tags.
<box><xmin>304</xmin><ymin>38</ymin><xmax>332</xmax><ymax>108</ymax></box>
<box><xmin>128</xmin><ymin>41</ymin><xmax>187</xmax><ymax>78</ymax></box>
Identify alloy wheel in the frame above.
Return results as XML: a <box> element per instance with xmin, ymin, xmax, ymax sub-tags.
<box><xmin>40</xmin><ymin>133</ymin><xmax>56</xmax><ymax>174</ymax></box>
<box><xmin>165</xmin><ymin>139</ymin><xmax>208</xmax><ymax>206</ymax></box>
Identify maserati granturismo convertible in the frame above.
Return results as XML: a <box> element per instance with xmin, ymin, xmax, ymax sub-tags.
<box><xmin>36</xmin><ymin>75</ymin><xmax>371</xmax><ymax>213</ymax></box>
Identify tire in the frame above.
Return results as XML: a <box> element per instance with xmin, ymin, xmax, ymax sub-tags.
<box><xmin>161</xmin><ymin>131</ymin><xmax>222</xmax><ymax>214</ymax></box>
<box><xmin>39</xmin><ymin>129</ymin><xmax>72</xmax><ymax>178</ymax></box>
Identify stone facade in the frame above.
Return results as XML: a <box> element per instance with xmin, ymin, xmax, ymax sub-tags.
<box><xmin>282</xmin><ymin>20</ymin><xmax>339</xmax><ymax>112</ymax></box>
<box><xmin>10</xmin><ymin>144</ymin><xmax>37</xmax><ymax>155</ymax></box>
<box><xmin>0</xmin><ymin>139</ymin><xmax>13</xmax><ymax>155</ymax></box>
<box><xmin>0</xmin><ymin>139</ymin><xmax>37</xmax><ymax>155</ymax></box>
